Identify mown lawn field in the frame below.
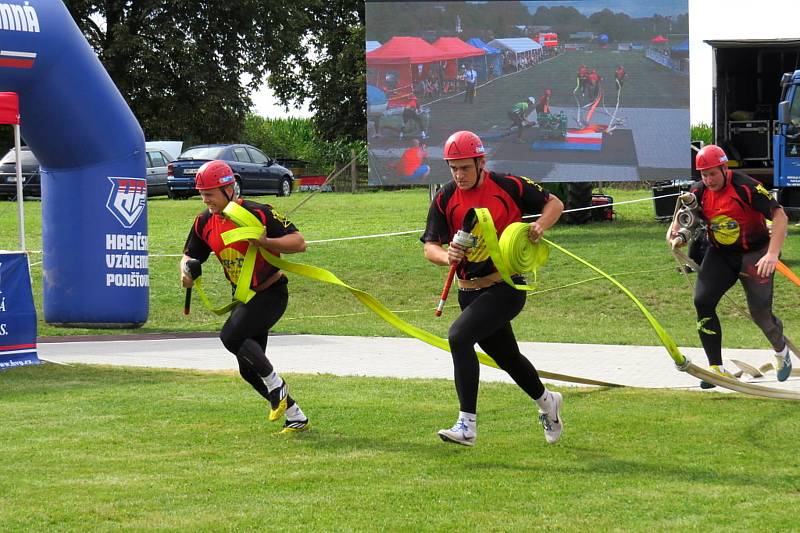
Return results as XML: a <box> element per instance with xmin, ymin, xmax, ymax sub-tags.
<box><xmin>2</xmin><ymin>187</ymin><xmax>797</xmax><ymax>349</ymax></box>
<box><xmin>1</xmin><ymin>364</ymin><xmax>799</xmax><ymax>532</ymax></box>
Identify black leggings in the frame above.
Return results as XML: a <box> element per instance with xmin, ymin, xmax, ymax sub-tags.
<box><xmin>219</xmin><ymin>277</ymin><xmax>293</xmax><ymax>401</ymax></box>
<box><xmin>694</xmin><ymin>246</ymin><xmax>784</xmax><ymax>365</ymax></box>
<box><xmin>402</xmin><ymin>108</ymin><xmax>423</xmax><ymax>133</ymax></box>
<box><xmin>448</xmin><ymin>278</ymin><xmax>546</xmax><ymax>414</ymax></box>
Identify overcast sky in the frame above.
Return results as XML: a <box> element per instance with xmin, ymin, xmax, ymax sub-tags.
<box><xmin>250</xmin><ymin>0</ymin><xmax>800</xmax><ymax>124</ymax></box>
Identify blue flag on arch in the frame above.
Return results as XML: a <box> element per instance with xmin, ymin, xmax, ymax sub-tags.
<box><xmin>0</xmin><ymin>252</ymin><xmax>39</xmax><ymax>369</ymax></box>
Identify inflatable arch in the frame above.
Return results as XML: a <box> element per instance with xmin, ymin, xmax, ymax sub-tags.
<box><xmin>0</xmin><ymin>1</ymin><xmax>147</xmax><ymax>327</ymax></box>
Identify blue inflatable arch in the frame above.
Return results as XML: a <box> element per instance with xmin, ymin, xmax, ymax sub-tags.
<box><xmin>0</xmin><ymin>0</ymin><xmax>147</xmax><ymax>326</ymax></box>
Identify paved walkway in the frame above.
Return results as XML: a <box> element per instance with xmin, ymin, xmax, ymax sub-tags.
<box><xmin>37</xmin><ymin>334</ymin><xmax>800</xmax><ymax>392</ymax></box>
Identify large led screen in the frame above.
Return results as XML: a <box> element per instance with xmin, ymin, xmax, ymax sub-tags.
<box><xmin>366</xmin><ymin>0</ymin><xmax>690</xmax><ymax>184</ymax></box>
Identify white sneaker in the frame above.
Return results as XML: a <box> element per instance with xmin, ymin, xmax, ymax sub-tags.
<box><xmin>437</xmin><ymin>419</ymin><xmax>476</xmax><ymax>447</ymax></box>
<box><xmin>775</xmin><ymin>346</ymin><xmax>792</xmax><ymax>382</ymax></box>
<box><xmin>538</xmin><ymin>391</ymin><xmax>563</xmax><ymax>444</ymax></box>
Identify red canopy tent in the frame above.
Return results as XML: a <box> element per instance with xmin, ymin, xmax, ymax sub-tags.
<box><xmin>650</xmin><ymin>35</ymin><xmax>668</xmax><ymax>44</ymax></box>
<box><xmin>367</xmin><ymin>37</ymin><xmax>448</xmax><ymax>106</ymax></box>
<box><xmin>0</xmin><ymin>92</ymin><xmax>24</xmax><ymax>249</ymax></box>
<box><xmin>431</xmin><ymin>37</ymin><xmax>486</xmax><ymax>79</ymax></box>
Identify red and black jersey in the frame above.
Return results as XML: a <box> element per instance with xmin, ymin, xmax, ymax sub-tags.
<box><xmin>690</xmin><ymin>170</ymin><xmax>780</xmax><ymax>252</ymax></box>
<box><xmin>421</xmin><ymin>171</ymin><xmax>551</xmax><ymax>279</ymax></box>
<box><xmin>183</xmin><ymin>199</ymin><xmax>298</xmax><ymax>289</ymax></box>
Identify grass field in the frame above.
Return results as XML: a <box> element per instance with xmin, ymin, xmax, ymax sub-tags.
<box><xmin>3</xmin><ymin>190</ymin><xmax>800</xmax><ymax>531</ymax></box>
<box><xmin>2</xmin><ymin>364</ymin><xmax>799</xmax><ymax>531</ymax></box>
<box><xmin>1</xmin><ymin>188</ymin><xmax>799</xmax><ymax>350</ymax></box>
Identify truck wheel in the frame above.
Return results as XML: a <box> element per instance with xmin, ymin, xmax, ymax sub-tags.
<box><xmin>563</xmin><ymin>182</ymin><xmax>593</xmax><ymax>224</ymax></box>
<box><xmin>278</xmin><ymin>176</ymin><xmax>292</xmax><ymax>197</ymax></box>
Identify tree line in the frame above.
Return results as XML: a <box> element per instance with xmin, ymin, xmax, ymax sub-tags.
<box><xmin>62</xmin><ymin>0</ymin><xmax>365</xmax><ymax>148</ymax></box>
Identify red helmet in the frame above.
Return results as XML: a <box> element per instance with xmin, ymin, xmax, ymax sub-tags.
<box><xmin>443</xmin><ymin>130</ymin><xmax>485</xmax><ymax>160</ymax></box>
<box><xmin>195</xmin><ymin>160</ymin><xmax>235</xmax><ymax>190</ymax></box>
<box><xmin>695</xmin><ymin>144</ymin><xmax>729</xmax><ymax>171</ymax></box>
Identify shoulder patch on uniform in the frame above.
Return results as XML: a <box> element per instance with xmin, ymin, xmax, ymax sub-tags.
<box><xmin>754</xmin><ymin>182</ymin><xmax>774</xmax><ymax>200</ymax></box>
<box><xmin>270</xmin><ymin>208</ymin><xmax>292</xmax><ymax>228</ymax></box>
<box><xmin>519</xmin><ymin>175</ymin><xmax>543</xmax><ymax>192</ymax></box>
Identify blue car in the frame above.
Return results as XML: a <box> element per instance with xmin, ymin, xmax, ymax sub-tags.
<box><xmin>167</xmin><ymin>144</ymin><xmax>294</xmax><ymax>199</ymax></box>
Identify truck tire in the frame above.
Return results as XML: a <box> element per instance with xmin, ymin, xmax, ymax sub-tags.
<box><xmin>563</xmin><ymin>182</ymin><xmax>593</xmax><ymax>224</ymax></box>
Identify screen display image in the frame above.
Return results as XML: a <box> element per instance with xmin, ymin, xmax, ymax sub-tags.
<box><xmin>366</xmin><ymin>0</ymin><xmax>690</xmax><ymax>185</ymax></box>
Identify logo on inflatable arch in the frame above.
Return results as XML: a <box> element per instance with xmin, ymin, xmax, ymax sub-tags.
<box><xmin>106</xmin><ymin>177</ymin><xmax>147</xmax><ymax>228</ymax></box>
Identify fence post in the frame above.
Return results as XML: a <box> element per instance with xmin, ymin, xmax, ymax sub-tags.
<box><xmin>350</xmin><ymin>149</ymin><xmax>357</xmax><ymax>193</ymax></box>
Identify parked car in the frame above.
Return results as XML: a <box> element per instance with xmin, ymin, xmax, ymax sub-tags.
<box><xmin>0</xmin><ymin>146</ymin><xmax>40</xmax><ymax>199</ymax></box>
<box><xmin>145</xmin><ymin>148</ymin><xmax>174</xmax><ymax>197</ymax></box>
<box><xmin>0</xmin><ymin>146</ymin><xmax>174</xmax><ymax>199</ymax></box>
<box><xmin>167</xmin><ymin>144</ymin><xmax>294</xmax><ymax>199</ymax></box>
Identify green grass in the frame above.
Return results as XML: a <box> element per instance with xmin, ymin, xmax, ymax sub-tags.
<box><xmin>1</xmin><ymin>188</ymin><xmax>799</xmax><ymax>349</ymax></box>
<box><xmin>1</xmin><ymin>364</ymin><xmax>799</xmax><ymax>532</ymax></box>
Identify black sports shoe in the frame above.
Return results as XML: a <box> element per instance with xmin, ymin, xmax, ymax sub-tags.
<box><xmin>267</xmin><ymin>380</ymin><xmax>288</xmax><ymax>422</ymax></box>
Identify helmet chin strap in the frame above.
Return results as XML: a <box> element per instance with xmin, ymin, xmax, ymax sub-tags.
<box><xmin>221</xmin><ymin>184</ymin><xmax>234</xmax><ymax>202</ymax></box>
<box><xmin>470</xmin><ymin>157</ymin><xmax>482</xmax><ymax>190</ymax></box>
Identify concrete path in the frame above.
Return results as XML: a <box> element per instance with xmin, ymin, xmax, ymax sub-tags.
<box><xmin>37</xmin><ymin>334</ymin><xmax>800</xmax><ymax>392</ymax></box>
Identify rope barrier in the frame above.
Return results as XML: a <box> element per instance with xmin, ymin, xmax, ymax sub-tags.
<box><xmin>134</xmin><ymin>191</ymin><xmax>685</xmax><ymax>258</ymax></box>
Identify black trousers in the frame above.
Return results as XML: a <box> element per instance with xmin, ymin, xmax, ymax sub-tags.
<box><xmin>402</xmin><ymin>108</ymin><xmax>424</xmax><ymax>134</ymax></box>
<box><xmin>464</xmin><ymin>83</ymin><xmax>476</xmax><ymax>103</ymax></box>
<box><xmin>448</xmin><ymin>278</ymin><xmax>546</xmax><ymax>414</ymax></box>
<box><xmin>219</xmin><ymin>277</ymin><xmax>290</xmax><ymax>400</ymax></box>
<box><xmin>507</xmin><ymin>111</ymin><xmax>524</xmax><ymax>139</ymax></box>
<box><xmin>694</xmin><ymin>246</ymin><xmax>784</xmax><ymax>366</ymax></box>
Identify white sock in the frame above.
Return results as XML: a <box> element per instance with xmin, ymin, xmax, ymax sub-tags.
<box><xmin>458</xmin><ymin>411</ymin><xmax>477</xmax><ymax>433</ymax></box>
<box><xmin>535</xmin><ymin>390</ymin><xmax>553</xmax><ymax>412</ymax></box>
<box><xmin>286</xmin><ymin>403</ymin><xmax>306</xmax><ymax>421</ymax></box>
<box><xmin>776</xmin><ymin>345</ymin><xmax>789</xmax><ymax>358</ymax></box>
<box><xmin>263</xmin><ymin>371</ymin><xmax>283</xmax><ymax>392</ymax></box>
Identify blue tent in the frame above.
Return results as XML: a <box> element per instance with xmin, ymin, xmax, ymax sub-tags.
<box><xmin>467</xmin><ymin>38</ymin><xmax>502</xmax><ymax>79</ymax></box>
<box><xmin>671</xmin><ymin>39</ymin><xmax>689</xmax><ymax>54</ymax></box>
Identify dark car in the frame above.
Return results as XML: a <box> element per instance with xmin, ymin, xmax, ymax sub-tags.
<box><xmin>167</xmin><ymin>144</ymin><xmax>294</xmax><ymax>199</ymax></box>
<box><xmin>0</xmin><ymin>146</ymin><xmax>174</xmax><ymax>199</ymax></box>
<box><xmin>0</xmin><ymin>147</ymin><xmax>40</xmax><ymax>199</ymax></box>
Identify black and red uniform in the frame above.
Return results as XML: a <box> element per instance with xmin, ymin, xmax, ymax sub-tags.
<box><xmin>614</xmin><ymin>66</ymin><xmax>626</xmax><ymax>89</ymax></box>
<box><xmin>184</xmin><ymin>199</ymin><xmax>298</xmax><ymax>401</ymax></box>
<box><xmin>422</xmin><ymin>171</ymin><xmax>554</xmax><ymax>413</ymax></box>
<box><xmin>690</xmin><ymin>170</ymin><xmax>785</xmax><ymax>365</ymax></box>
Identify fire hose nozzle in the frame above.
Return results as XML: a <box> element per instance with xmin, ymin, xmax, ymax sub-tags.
<box><xmin>452</xmin><ymin>229</ymin><xmax>478</xmax><ymax>249</ymax></box>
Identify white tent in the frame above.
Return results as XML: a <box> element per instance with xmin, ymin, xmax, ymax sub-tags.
<box><xmin>487</xmin><ymin>38</ymin><xmax>542</xmax><ymax>54</ymax></box>
<box><xmin>487</xmin><ymin>38</ymin><xmax>542</xmax><ymax>71</ymax></box>
<box><xmin>366</xmin><ymin>40</ymin><xmax>382</xmax><ymax>53</ymax></box>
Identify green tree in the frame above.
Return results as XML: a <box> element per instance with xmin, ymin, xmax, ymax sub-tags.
<box><xmin>268</xmin><ymin>0</ymin><xmax>365</xmax><ymax>144</ymax></box>
<box><xmin>63</xmin><ymin>1</ymin><xmax>314</xmax><ymax>145</ymax></box>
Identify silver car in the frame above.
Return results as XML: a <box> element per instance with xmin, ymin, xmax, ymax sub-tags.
<box><xmin>146</xmin><ymin>148</ymin><xmax>174</xmax><ymax>197</ymax></box>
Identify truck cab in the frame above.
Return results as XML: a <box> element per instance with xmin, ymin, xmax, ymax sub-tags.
<box><xmin>774</xmin><ymin>69</ymin><xmax>800</xmax><ymax>216</ymax></box>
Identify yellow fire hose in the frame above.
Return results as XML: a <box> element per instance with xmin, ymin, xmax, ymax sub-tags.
<box><xmin>215</xmin><ymin>202</ymin><xmax>620</xmax><ymax>388</ymax></box>
<box><xmin>187</xmin><ymin>202</ymin><xmax>800</xmax><ymax>399</ymax></box>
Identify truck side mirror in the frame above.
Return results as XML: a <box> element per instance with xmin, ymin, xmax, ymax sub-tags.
<box><xmin>777</xmin><ymin>101</ymin><xmax>790</xmax><ymax>125</ymax></box>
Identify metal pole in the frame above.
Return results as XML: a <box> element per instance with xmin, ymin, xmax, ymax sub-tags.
<box><xmin>14</xmin><ymin>123</ymin><xmax>25</xmax><ymax>251</ymax></box>
<box><xmin>350</xmin><ymin>149</ymin><xmax>357</xmax><ymax>193</ymax></box>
